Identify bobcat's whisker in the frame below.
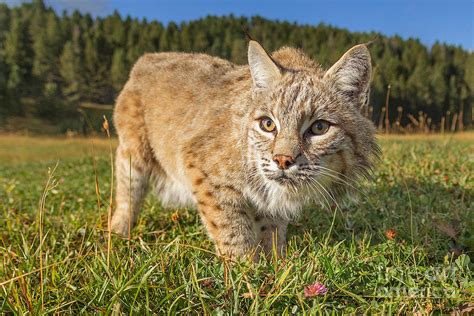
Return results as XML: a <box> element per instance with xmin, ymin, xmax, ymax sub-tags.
<box><xmin>313</xmin><ymin>167</ymin><xmax>368</xmax><ymax>198</ymax></box>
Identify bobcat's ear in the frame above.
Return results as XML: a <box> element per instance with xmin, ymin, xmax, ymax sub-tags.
<box><xmin>324</xmin><ymin>44</ymin><xmax>372</xmax><ymax>111</ymax></box>
<box><xmin>248</xmin><ymin>40</ymin><xmax>281</xmax><ymax>90</ymax></box>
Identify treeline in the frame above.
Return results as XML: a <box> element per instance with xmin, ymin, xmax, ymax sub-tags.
<box><xmin>0</xmin><ymin>0</ymin><xmax>472</xmax><ymax>134</ymax></box>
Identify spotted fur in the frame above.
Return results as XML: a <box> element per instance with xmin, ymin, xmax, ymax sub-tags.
<box><xmin>111</xmin><ymin>41</ymin><xmax>379</xmax><ymax>259</ymax></box>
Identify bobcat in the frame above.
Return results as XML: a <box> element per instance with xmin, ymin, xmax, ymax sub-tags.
<box><xmin>111</xmin><ymin>40</ymin><xmax>378</xmax><ymax>259</ymax></box>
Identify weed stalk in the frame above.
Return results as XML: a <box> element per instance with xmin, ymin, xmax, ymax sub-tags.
<box><xmin>103</xmin><ymin>116</ymin><xmax>114</xmax><ymax>268</ymax></box>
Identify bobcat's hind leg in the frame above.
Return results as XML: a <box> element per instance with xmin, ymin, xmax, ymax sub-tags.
<box><xmin>111</xmin><ymin>145</ymin><xmax>150</xmax><ymax>236</ymax></box>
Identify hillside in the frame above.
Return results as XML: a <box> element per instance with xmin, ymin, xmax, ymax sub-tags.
<box><xmin>0</xmin><ymin>1</ymin><xmax>472</xmax><ymax>134</ymax></box>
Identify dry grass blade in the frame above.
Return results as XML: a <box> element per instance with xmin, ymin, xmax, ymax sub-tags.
<box><xmin>91</xmin><ymin>141</ymin><xmax>102</xmax><ymax>216</ymax></box>
<box><xmin>128</xmin><ymin>154</ymin><xmax>132</xmax><ymax>241</ymax></box>
<box><xmin>0</xmin><ymin>253</ymin><xmax>80</xmax><ymax>287</ymax></box>
<box><xmin>38</xmin><ymin>161</ymin><xmax>59</xmax><ymax>311</ymax></box>
<box><xmin>103</xmin><ymin>115</ymin><xmax>114</xmax><ymax>268</ymax></box>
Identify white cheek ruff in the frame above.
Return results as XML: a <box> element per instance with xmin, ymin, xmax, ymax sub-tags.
<box><xmin>244</xmin><ymin>183</ymin><xmax>305</xmax><ymax>220</ymax></box>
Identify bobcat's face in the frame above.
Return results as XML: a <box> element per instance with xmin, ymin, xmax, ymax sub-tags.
<box><xmin>245</xmin><ymin>41</ymin><xmax>378</xmax><ymax>212</ymax></box>
<box><xmin>248</xmin><ymin>73</ymin><xmax>374</xmax><ymax>193</ymax></box>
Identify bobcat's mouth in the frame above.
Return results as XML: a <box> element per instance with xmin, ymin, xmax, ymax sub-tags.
<box><xmin>266</xmin><ymin>171</ymin><xmax>299</xmax><ymax>186</ymax></box>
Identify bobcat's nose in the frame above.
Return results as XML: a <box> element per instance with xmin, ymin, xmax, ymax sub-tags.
<box><xmin>272</xmin><ymin>155</ymin><xmax>295</xmax><ymax>170</ymax></box>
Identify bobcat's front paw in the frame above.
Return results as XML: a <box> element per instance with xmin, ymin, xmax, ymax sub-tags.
<box><xmin>110</xmin><ymin>213</ymin><xmax>130</xmax><ymax>237</ymax></box>
<box><xmin>215</xmin><ymin>240</ymin><xmax>259</xmax><ymax>262</ymax></box>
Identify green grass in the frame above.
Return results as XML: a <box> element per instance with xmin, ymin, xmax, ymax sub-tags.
<box><xmin>1</xmin><ymin>133</ymin><xmax>473</xmax><ymax>314</ymax></box>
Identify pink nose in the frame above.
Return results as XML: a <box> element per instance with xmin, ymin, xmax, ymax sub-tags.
<box><xmin>272</xmin><ymin>155</ymin><xmax>295</xmax><ymax>170</ymax></box>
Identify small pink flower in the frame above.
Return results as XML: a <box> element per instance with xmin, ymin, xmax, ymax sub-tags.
<box><xmin>304</xmin><ymin>282</ymin><xmax>328</xmax><ymax>298</ymax></box>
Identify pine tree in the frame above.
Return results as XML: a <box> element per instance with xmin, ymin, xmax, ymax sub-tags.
<box><xmin>180</xmin><ymin>23</ymin><xmax>192</xmax><ymax>52</ymax></box>
<box><xmin>430</xmin><ymin>43</ymin><xmax>450</xmax><ymax>118</ymax></box>
<box><xmin>104</xmin><ymin>10</ymin><xmax>126</xmax><ymax>48</ymax></box>
<box><xmin>230</xmin><ymin>38</ymin><xmax>246</xmax><ymax>64</ymax></box>
<box><xmin>0</xmin><ymin>50</ymin><xmax>8</xmax><ymax>117</ymax></box>
<box><xmin>110</xmin><ymin>48</ymin><xmax>128</xmax><ymax>91</ymax></box>
<box><xmin>4</xmin><ymin>10</ymin><xmax>32</xmax><ymax>93</ymax></box>
<box><xmin>167</xmin><ymin>22</ymin><xmax>180</xmax><ymax>51</ymax></box>
<box><xmin>148</xmin><ymin>21</ymin><xmax>163</xmax><ymax>51</ymax></box>
<box><xmin>158</xmin><ymin>27</ymin><xmax>169</xmax><ymax>52</ymax></box>
<box><xmin>126</xmin><ymin>19</ymin><xmax>142</xmax><ymax>64</ymax></box>
<box><xmin>59</xmin><ymin>41</ymin><xmax>83</xmax><ymax>104</ymax></box>
<box><xmin>83</xmin><ymin>30</ymin><xmax>111</xmax><ymax>103</ymax></box>
<box><xmin>193</xmin><ymin>29</ymin><xmax>208</xmax><ymax>52</ymax></box>
<box><xmin>0</xmin><ymin>4</ymin><xmax>10</xmax><ymax>44</ymax></box>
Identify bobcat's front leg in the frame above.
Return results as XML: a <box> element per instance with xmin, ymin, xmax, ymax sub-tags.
<box><xmin>256</xmin><ymin>216</ymin><xmax>288</xmax><ymax>257</ymax></box>
<box><xmin>195</xmin><ymin>188</ymin><xmax>257</xmax><ymax>258</ymax></box>
<box><xmin>198</xmin><ymin>198</ymin><xmax>257</xmax><ymax>259</ymax></box>
<box><xmin>187</xmin><ymin>167</ymin><xmax>257</xmax><ymax>259</ymax></box>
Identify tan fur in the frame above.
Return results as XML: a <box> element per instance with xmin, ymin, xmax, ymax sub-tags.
<box><xmin>111</xmin><ymin>41</ymin><xmax>379</xmax><ymax>259</ymax></box>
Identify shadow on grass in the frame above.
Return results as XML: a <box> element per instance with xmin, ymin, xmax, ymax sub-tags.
<box><xmin>289</xmin><ymin>176</ymin><xmax>472</xmax><ymax>261</ymax></box>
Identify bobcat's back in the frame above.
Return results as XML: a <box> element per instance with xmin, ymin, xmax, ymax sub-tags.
<box><xmin>113</xmin><ymin>52</ymin><xmax>252</xmax><ymax>209</ymax></box>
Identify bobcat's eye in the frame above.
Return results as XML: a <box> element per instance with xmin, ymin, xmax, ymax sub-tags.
<box><xmin>259</xmin><ymin>117</ymin><xmax>276</xmax><ymax>133</ymax></box>
<box><xmin>310</xmin><ymin>120</ymin><xmax>330</xmax><ymax>135</ymax></box>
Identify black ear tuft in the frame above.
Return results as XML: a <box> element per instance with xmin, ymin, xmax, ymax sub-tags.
<box><xmin>242</xmin><ymin>25</ymin><xmax>255</xmax><ymax>42</ymax></box>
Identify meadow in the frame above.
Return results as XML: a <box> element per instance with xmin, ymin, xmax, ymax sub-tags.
<box><xmin>0</xmin><ymin>133</ymin><xmax>472</xmax><ymax>314</ymax></box>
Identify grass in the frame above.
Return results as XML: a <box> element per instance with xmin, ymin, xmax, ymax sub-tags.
<box><xmin>0</xmin><ymin>133</ymin><xmax>473</xmax><ymax>314</ymax></box>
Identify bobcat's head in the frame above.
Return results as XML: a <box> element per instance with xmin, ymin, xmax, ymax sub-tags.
<box><xmin>245</xmin><ymin>40</ymin><xmax>379</xmax><ymax>217</ymax></box>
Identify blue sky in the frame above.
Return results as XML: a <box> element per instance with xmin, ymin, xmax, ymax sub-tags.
<box><xmin>3</xmin><ymin>0</ymin><xmax>473</xmax><ymax>50</ymax></box>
